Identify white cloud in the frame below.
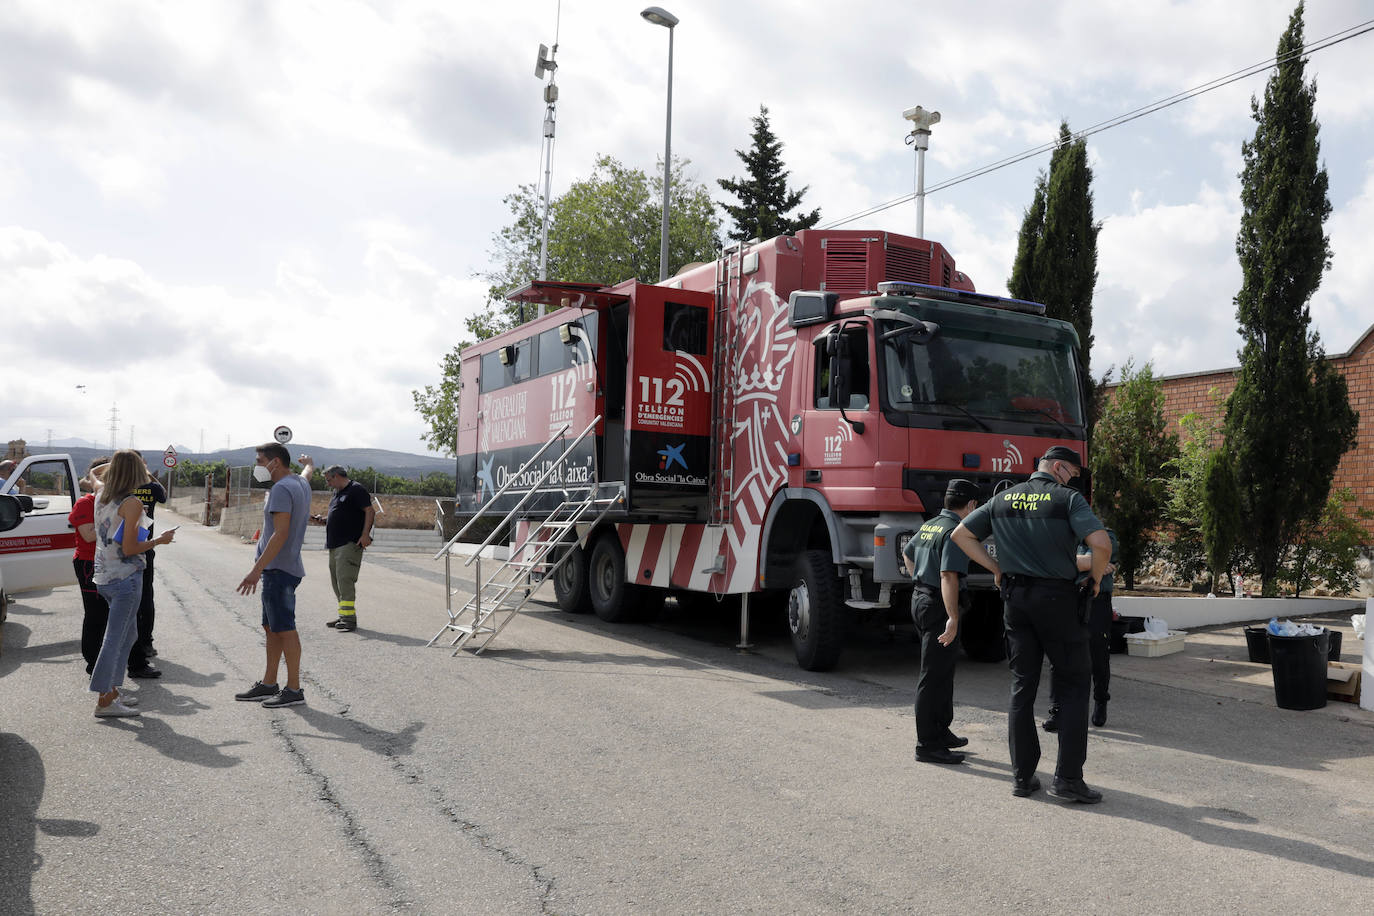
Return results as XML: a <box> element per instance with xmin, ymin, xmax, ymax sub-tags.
<box><xmin>1316</xmin><ymin>157</ymin><xmax>1374</xmax><ymax>353</ymax></box>
<box><xmin>4</xmin><ymin>0</ymin><xmax>1374</xmax><ymax>454</ymax></box>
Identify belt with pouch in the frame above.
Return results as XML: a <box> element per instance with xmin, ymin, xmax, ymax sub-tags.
<box><xmin>1002</xmin><ymin>574</ymin><xmax>1075</xmax><ymax>589</ymax></box>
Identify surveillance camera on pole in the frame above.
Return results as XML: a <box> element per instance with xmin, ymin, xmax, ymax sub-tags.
<box><xmin>903</xmin><ymin>106</ymin><xmax>940</xmax><ymax>238</ymax></box>
<box><xmin>534</xmin><ymin>42</ymin><xmax>562</xmax><ymax>312</ymax></box>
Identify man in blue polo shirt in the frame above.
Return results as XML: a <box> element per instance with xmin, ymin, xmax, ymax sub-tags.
<box><xmin>952</xmin><ymin>446</ymin><xmax>1111</xmax><ymax>803</ymax></box>
<box><xmin>234</xmin><ymin>442</ymin><xmax>312</xmax><ymax>709</ymax></box>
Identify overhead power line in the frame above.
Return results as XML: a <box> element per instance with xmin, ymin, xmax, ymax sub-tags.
<box><xmin>820</xmin><ymin>18</ymin><xmax>1374</xmax><ymax>230</ymax></box>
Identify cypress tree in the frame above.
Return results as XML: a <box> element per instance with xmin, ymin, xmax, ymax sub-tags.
<box><xmin>717</xmin><ymin>105</ymin><xmax>820</xmax><ymax>242</ymax></box>
<box><xmin>1007</xmin><ymin>121</ymin><xmax>1100</xmax><ymax>381</ymax></box>
<box><xmin>1224</xmin><ymin>2</ymin><xmax>1358</xmax><ymax>595</ymax></box>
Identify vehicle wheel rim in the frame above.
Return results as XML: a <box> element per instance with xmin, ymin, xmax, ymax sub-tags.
<box><xmin>555</xmin><ymin>553</ymin><xmax>575</xmax><ymax>592</ymax></box>
<box><xmin>592</xmin><ymin>552</ymin><xmax>613</xmax><ymax>602</ymax></box>
<box><xmin>788</xmin><ymin>583</ymin><xmax>810</xmax><ymax>639</ymax></box>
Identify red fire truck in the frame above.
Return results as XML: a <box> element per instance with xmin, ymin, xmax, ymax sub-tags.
<box><xmin>451</xmin><ymin>229</ymin><xmax>1087</xmax><ymax>670</ymax></box>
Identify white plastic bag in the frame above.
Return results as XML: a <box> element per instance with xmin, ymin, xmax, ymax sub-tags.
<box><xmin>1143</xmin><ymin>617</ymin><xmax>1169</xmax><ymax>638</ymax></box>
<box><xmin>1353</xmin><ymin>614</ymin><xmax>1366</xmax><ymax>640</ymax></box>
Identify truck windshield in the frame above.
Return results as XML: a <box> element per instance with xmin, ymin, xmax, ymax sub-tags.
<box><xmin>880</xmin><ymin>320</ymin><xmax>1083</xmax><ymax>427</ymax></box>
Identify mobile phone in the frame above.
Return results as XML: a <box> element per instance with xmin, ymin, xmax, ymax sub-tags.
<box><xmin>164</xmin><ymin>525</ymin><xmax>181</xmax><ymax>534</ymax></box>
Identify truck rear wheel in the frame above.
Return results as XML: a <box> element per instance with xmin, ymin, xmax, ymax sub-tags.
<box><xmin>787</xmin><ymin>550</ymin><xmax>846</xmax><ymax>671</ymax></box>
<box><xmin>587</xmin><ymin>535</ymin><xmax>664</xmax><ymax>622</ymax></box>
<box><xmin>552</xmin><ymin>544</ymin><xmax>592</xmax><ymax>615</ymax></box>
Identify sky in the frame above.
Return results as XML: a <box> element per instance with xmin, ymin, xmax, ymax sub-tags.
<box><xmin>3</xmin><ymin>0</ymin><xmax>1372</xmax><ymax>458</ymax></box>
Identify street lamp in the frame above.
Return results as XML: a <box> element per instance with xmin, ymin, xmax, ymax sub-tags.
<box><xmin>641</xmin><ymin>6</ymin><xmax>678</xmax><ymax>282</ymax></box>
<box><xmin>903</xmin><ymin>105</ymin><xmax>940</xmax><ymax>238</ymax></box>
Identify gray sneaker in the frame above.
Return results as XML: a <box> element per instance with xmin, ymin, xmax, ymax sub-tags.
<box><xmin>95</xmin><ymin>700</ymin><xmax>140</xmax><ymax>718</ymax></box>
<box><xmin>262</xmin><ymin>686</ymin><xmax>305</xmax><ymax>708</ymax></box>
<box><xmin>235</xmin><ymin>681</ymin><xmax>280</xmax><ymax>702</ymax></box>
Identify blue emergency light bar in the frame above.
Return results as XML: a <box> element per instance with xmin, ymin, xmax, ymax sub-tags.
<box><xmin>876</xmin><ymin>280</ymin><xmax>1046</xmax><ymax>316</ymax></box>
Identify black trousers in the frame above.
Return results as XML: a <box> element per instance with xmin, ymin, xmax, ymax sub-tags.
<box><xmin>75</xmin><ymin>558</ymin><xmax>109</xmax><ymax>674</ymax></box>
<box><xmin>912</xmin><ymin>587</ymin><xmax>963</xmax><ymax>748</ymax></box>
<box><xmin>130</xmin><ymin>549</ymin><xmax>156</xmax><ymax>666</ymax></box>
<box><xmin>1004</xmin><ymin>578</ymin><xmax>1091</xmax><ymax>781</ymax></box>
<box><xmin>1049</xmin><ymin>593</ymin><xmax>1112</xmax><ymax>708</ymax></box>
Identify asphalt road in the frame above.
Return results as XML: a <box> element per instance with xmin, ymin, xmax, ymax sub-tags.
<box><xmin>3</xmin><ymin>513</ymin><xmax>1372</xmax><ymax>915</ymax></box>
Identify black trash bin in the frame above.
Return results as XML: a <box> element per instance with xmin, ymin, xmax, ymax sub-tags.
<box><xmin>1244</xmin><ymin>626</ymin><xmax>1271</xmax><ymax>663</ymax></box>
<box><xmin>1110</xmin><ymin>616</ymin><xmax>1146</xmax><ymax>654</ymax></box>
<box><xmin>1267</xmin><ymin>630</ymin><xmax>1330</xmax><ymax>710</ymax></box>
<box><xmin>1327</xmin><ymin>629</ymin><xmax>1343</xmax><ymax>661</ymax></box>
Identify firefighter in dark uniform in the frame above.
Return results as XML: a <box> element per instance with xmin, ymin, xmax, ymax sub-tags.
<box><xmin>952</xmin><ymin>446</ymin><xmax>1111</xmax><ymax>803</ymax></box>
<box><xmin>902</xmin><ymin>479</ymin><xmax>990</xmax><ymax>765</ymax></box>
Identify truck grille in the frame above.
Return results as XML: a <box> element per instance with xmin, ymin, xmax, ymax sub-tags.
<box><xmin>821</xmin><ymin>239</ymin><xmax>870</xmax><ymax>294</ymax></box>
<box><xmin>885</xmin><ymin>244</ymin><xmax>933</xmax><ymax>285</ymax></box>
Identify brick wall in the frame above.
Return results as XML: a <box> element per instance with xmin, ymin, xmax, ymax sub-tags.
<box><xmin>1113</xmin><ymin>324</ymin><xmax>1374</xmax><ymax>539</ymax></box>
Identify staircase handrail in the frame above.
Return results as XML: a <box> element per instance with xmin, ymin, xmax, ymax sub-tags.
<box><xmin>433</xmin><ymin>415</ymin><xmax>602</xmax><ymax>562</ymax></box>
<box><xmin>431</xmin><ymin>421</ymin><xmax>572</xmax><ymax>560</ymax></box>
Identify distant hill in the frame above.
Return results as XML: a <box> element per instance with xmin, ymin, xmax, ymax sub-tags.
<box><xmin>11</xmin><ymin>443</ymin><xmax>454</xmax><ymax>480</ymax></box>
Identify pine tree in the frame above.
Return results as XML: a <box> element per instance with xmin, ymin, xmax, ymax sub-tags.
<box><xmin>1007</xmin><ymin>122</ymin><xmax>1100</xmax><ymax>380</ymax></box>
<box><xmin>717</xmin><ymin>105</ymin><xmax>820</xmax><ymax>242</ymax></box>
<box><xmin>1224</xmin><ymin>2</ymin><xmax>1358</xmax><ymax>595</ymax></box>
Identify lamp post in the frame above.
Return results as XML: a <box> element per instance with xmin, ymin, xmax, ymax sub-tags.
<box><xmin>903</xmin><ymin>105</ymin><xmax>940</xmax><ymax>238</ymax></box>
<box><xmin>641</xmin><ymin>6</ymin><xmax>678</xmax><ymax>282</ymax></box>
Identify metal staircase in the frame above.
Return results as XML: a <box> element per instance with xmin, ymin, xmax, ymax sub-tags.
<box><xmin>427</xmin><ymin>416</ymin><xmax>623</xmax><ymax>656</ymax></box>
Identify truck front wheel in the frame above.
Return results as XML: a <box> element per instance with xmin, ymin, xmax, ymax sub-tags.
<box><xmin>787</xmin><ymin>550</ymin><xmax>846</xmax><ymax>671</ymax></box>
<box><xmin>552</xmin><ymin>544</ymin><xmax>592</xmax><ymax>615</ymax></box>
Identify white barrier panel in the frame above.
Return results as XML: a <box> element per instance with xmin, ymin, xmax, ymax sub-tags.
<box><xmin>1362</xmin><ymin>597</ymin><xmax>1373</xmax><ymax>712</ymax></box>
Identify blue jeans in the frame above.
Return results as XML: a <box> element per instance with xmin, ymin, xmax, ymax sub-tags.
<box><xmin>90</xmin><ymin>573</ymin><xmax>144</xmax><ymax>694</ymax></box>
<box><xmin>260</xmin><ymin>569</ymin><xmax>301</xmax><ymax>632</ymax></box>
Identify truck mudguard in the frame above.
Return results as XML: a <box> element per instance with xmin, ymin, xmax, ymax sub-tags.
<box><xmin>758</xmin><ymin>487</ymin><xmax>859</xmax><ymax>589</ymax></box>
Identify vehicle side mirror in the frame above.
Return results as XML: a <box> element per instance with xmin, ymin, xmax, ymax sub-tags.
<box><xmin>0</xmin><ymin>494</ymin><xmax>21</xmax><ymax>533</ymax></box>
<box><xmin>827</xmin><ymin>334</ymin><xmax>852</xmax><ymax>407</ymax></box>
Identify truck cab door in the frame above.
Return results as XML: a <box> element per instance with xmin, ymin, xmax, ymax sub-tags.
<box><xmin>0</xmin><ymin>454</ymin><xmax>80</xmax><ymax>592</ymax></box>
<box><xmin>799</xmin><ymin>322</ymin><xmax>880</xmax><ymax>509</ymax></box>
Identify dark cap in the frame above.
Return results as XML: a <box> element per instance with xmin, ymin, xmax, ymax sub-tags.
<box><xmin>1041</xmin><ymin>446</ymin><xmax>1083</xmax><ymax>467</ymax></box>
<box><xmin>945</xmin><ymin>478</ymin><xmax>981</xmax><ymax>501</ymax></box>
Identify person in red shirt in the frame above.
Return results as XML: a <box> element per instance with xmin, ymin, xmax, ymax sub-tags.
<box><xmin>68</xmin><ymin>456</ymin><xmax>111</xmax><ymax>675</ymax></box>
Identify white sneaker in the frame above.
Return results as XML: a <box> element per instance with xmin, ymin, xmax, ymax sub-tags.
<box><xmin>114</xmin><ymin>692</ymin><xmax>139</xmax><ymax>707</ymax></box>
<box><xmin>95</xmin><ymin>700</ymin><xmax>140</xmax><ymax>718</ymax></box>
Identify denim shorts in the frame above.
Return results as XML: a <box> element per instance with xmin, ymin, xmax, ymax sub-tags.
<box><xmin>260</xmin><ymin>568</ymin><xmax>302</xmax><ymax>633</ymax></box>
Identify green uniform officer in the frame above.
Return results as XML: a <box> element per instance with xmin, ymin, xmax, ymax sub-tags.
<box><xmin>952</xmin><ymin>446</ymin><xmax>1111</xmax><ymax>803</ymax></box>
<box><xmin>902</xmin><ymin>479</ymin><xmax>988</xmax><ymax>765</ymax></box>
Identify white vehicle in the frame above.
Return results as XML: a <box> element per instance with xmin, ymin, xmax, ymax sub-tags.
<box><xmin>0</xmin><ymin>455</ymin><xmax>83</xmax><ymax>608</ymax></box>
<box><xmin>0</xmin><ymin>492</ymin><xmax>25</xmax><ymax>625</ymax></box>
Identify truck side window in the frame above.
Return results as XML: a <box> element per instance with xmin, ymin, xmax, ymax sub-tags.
<box><xmin>480</xmin><ymin>340</ymin><xmax>533</xmax><ymax>391</ymax></box>
<box><xmin>813</xmin><ymin>326</ymin><xmax>871</xmax><ymax>409</ymax></box>
<box><xmin>511</xmin><ymin>340</ymin><xmax>532</xmax><ymax>383</ymax></box>
<box><xmin>663</xmin><ymin>301</ymin><xmax>708</xmax><ymax>355</ymax></box>
<box><xmin>480</xmin><ymin>352</ymin><xmax>505</xmax><ymax>392</ymax></box>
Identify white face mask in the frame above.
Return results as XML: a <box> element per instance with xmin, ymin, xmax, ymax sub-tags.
<box><xmin>252</xmin><ymin>463</ymin><xmax>273</xmax><ymax>483</ymax></box>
